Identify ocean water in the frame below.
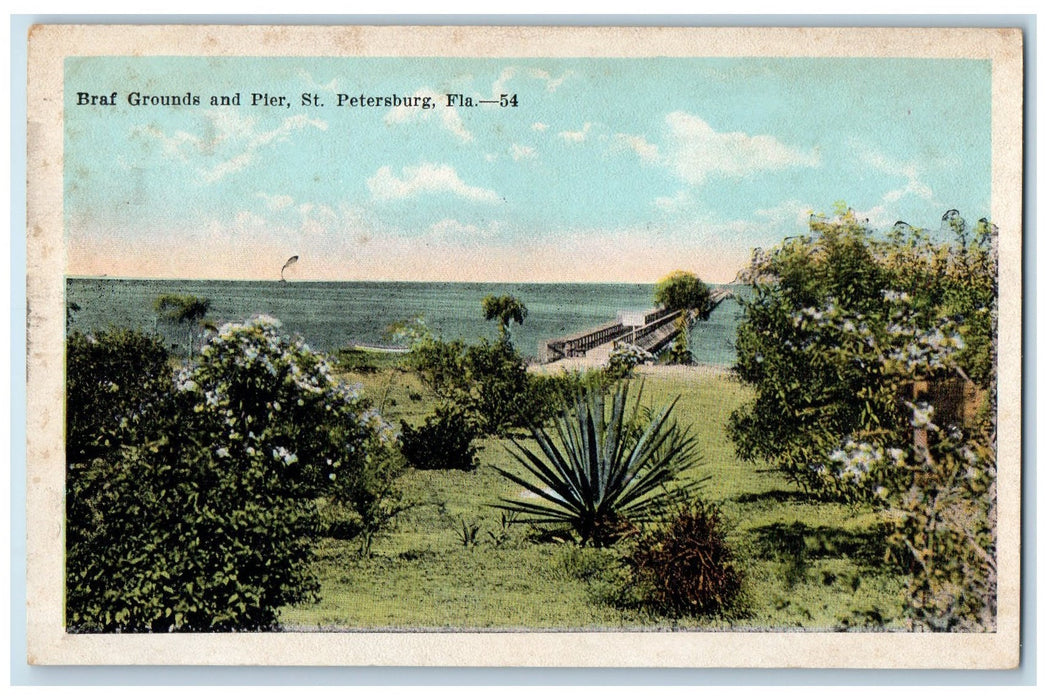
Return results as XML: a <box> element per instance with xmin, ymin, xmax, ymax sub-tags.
<box><xmin>66</xmin><ymin>278</ymin><xmax>743</xmax><ymax>366</ymax></box>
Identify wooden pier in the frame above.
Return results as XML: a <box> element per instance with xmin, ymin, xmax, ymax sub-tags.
<box><xmin>537</xmin><ymin>286</ymin><xmax>735</xmax><ymax>363</ymax></box>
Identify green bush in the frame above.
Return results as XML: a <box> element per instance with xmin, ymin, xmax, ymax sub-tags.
<box><xmin>605</xmin><ymin>343</ymin><xmax>653</xmax><ymax>380</ymax></box>
<box><xmin>463</xmin><ymin>337</ymin><xmax>533</xmax><ymax>435</ymax></box>
<box><xmin>728</xmin><ymin>207</ymin><xmax>996</xmax><ymax>501</ymax></box>
<box><xmin>400</xmin><ymin>403</ymin><xmax>480</xmax><ymax>471</ymax></box>
<box><xmin>625</xmin><ymin>500</ymin><xmax>742</xmax><ymax>617</ymax></box>
<box><xmin>65</xmin><ymin>328</ymin><xmax>173</xmax><ymax>464</ymax></box>
<box><xmin>525</xmin><ymin>369</ymin><xmax>607</xmax><ymax>422</ymax></box>
<box><xmin>404</xmin><ymin>335</ymin><xmax>469</xmax><ymax>399</ymax></box>
<box><xmin>654</xmin><ymin>270</ymin><xmax>712</xmax><ymax>317</ymax></box>
<box><xmin>406</xmin><ymin>333</ymin><xmax>554</xmax><ymax>436</ymax></box>
<box><xmin>728</xmin><ymin>206</ymin><xmax>998</xmax><ymax>630</ymax></box>
<box><xmin>66</xmin><ymin>316</ymin><xmax>400</xmax><ymax>632</ymax></box>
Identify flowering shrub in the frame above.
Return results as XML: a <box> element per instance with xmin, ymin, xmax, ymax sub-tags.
<box><xmin>177</xmin><ymin>316</ymin><xmax>396</xmax><ymax>498</ymax></box>
<box><xmin>728</xmin><ymin>206</ymin><xmax>998</xmax><ymax>630</ymax></box>
<box><xmin>66</xmin><ymin>316</ymin><xmax>400</xmax><ymax>631</ymax></box>
<box><xmin>886</xmin><ymin>401</ymin><xmax>997</xmax><ymax>631</ymax></box>
<box><xmin>729</xmin><ymin>207</ymin><xmax>996</xmax><ymax>501</ymax></box>
<box><xmin>605</xmin><ymin>343</ymin><xmax>653</xmax><ymax>380</ymax></box>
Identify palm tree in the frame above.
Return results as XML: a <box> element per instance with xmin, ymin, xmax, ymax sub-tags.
<box><xmin>153</xmin><ymin>293</ymin><xmax>211</xmax><ymax>358</ymax></box>
<box><xmin>481</xmin><ymin>294</ymin><xmax>528</xmax><ymax>341</ymax></box>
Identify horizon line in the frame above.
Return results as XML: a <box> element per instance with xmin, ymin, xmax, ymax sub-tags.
<box><xmin>65</xmin><ymin>274</ymin><xmax>742</xmax><ymax>286</ymax></box>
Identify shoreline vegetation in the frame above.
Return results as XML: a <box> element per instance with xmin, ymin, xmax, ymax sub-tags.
<box><xmin>63</xmin><ymin>208</ymin><xmax>997</xmax><ymax>634</ymax></box>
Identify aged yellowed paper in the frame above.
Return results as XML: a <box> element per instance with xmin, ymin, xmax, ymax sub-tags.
<box><xmin>26</xmin><ymin>24</ymin><xmax>1023</xmax><ymax>667</ymax></box>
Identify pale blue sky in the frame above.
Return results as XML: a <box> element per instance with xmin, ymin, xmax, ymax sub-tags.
<box><xmin>64</xmin><ymin>56</ymin><xmax>991</xmax><ymax>283</ymax></box>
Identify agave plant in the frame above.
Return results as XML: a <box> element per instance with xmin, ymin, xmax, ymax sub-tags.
<box><xmin>494</xmin><ymin>382</ymin><xmax>702</xmax><ymax>546</ymax></box>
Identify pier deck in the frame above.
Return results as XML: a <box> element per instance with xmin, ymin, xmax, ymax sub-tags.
<box><xmin>538</xmin><ymin>286</ymin><xmax>734</xmax><ymax>363</ymax></box>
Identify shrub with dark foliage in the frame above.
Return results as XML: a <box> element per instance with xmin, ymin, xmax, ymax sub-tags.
<box><xmin>65</xmin><ymin>328</ymin><xmax>173</xmax><ymax>464</ymax></box>
<box><xmin>400</xmin><ymin>403</ymin><xmax>480</xmax><ymax>471</ymax></box>
<box><xmin>625</xmin><ymin>500</ymin><xmax>742</xmax><ymax>617</ymax></box>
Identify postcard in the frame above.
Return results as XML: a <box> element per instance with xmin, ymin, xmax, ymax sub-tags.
<box><xmin>25</xmin><ymin>24</ymin><xmax>1023</xmax><ymax>667</ymax></box>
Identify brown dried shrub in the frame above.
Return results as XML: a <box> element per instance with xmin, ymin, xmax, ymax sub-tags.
<box><xmin>625</xmin><ymin>500</ymin><xmax>742</xmax><ymax>617</ymax></box>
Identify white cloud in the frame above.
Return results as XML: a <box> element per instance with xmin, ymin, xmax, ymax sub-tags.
<box><xmin>558</xmin><ymin>122</ymin><xmax>592</xmax><ymax>143</ymax></box>
<box><xmin>144</xmin><ymin>109</ymin><xmax>328</xmax><ymax>183</ymax></box>
<box><xmin>297</xmin><ymin>202</ymin><xmax>341</xmax><ymax>236</ymax></box>
<box><xmin>367</xmin><ymin>163</ymin><xmax>500</xmax><ymax>203</ymax></box>
<box><xmin>883</xmin><ymin>177</ymin><xmax>934</xmax><ymax>203</ymax></box>
<box><xmin>851</xmin><ymin>204</ymin><xmax>893</xmax><ymax>229</ymax></box>
<box><xmin>235</xmin><ymin>210</ymin><xmax>267</xmax><ymax>228</ymax></box>
<box><xmin>493</xmin><ymin>67</ymin><xmax>571</xmax><ymax>98</ymax></box>
<box><xmin>528</xmin><ymin>68</ymin><xmax>571</xmax><ymax>92</ymax></box>
<box><xmin>385</xmin><ymin>88</ymin><xmax>473</xmax><ymax>143</ymax></box>
<box><xmin>532</xmin><ymin>122</ymin><xmax>549</xmax><ymax>132</ymax></box>
<box><xmin>135</xmin><ymin>126</ymin><xmax>202</xmax><ymax>161</ymax></box>
<box><xmin>491</xmin><ymin>67</ymin><xmax>517</xmax><ymax>100</ymax></box>
<box><xmin>856</xmin><ymin>146</ymin><xmax>936</xmax><ymax>205</ymax></box>
<box><xmin>510</xmin><ymin>144</ymin><xmax>537</xmax><ymax>161</ymax></box>
<box><xmin>297</xmin><ymin>70</ymin><xmax>339</xmax><ymax>95</ymax></box>
<box><xmin>654</xmin><ymin>189</ymin><xmax>692</xmax><ymax>212</ymax></box>
<box><xmin>616</xmin><ymin>133</ymin><xmax>660</xmax><ymax>163</ymax></box>
<box><xmin>753</xmin><ymin>200</ymin><xmax>815</xmax><ymax>229</ymax></box>
<box><xmin>662</xmin><ymin>111</ymin><xmax>820</xmax><ymax>185</ymax></box>
<box><xmin>851</xmin><ymin>143</ymin><xmax>938</xmax><ymax>224</ymax></box>
<box><xmin>257</xmin><ymin>192</ymin><xmax>294</xmax><ymax>211</ymax></box>
<box><xmin>440</xmin><ymin>110</ymin><xmax>473</xmax><ymax>143</ymax></box>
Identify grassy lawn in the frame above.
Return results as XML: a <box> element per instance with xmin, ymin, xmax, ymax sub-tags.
<box><xmin>281</xmin><ymin>359</ymin><xmax>906</xmax><ymax>631</ymax></box>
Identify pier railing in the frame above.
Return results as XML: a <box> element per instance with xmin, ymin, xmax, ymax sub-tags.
<box><xmin>539</xmin><ymin>321</ymin><xmax>627</xmax><ymax>363</ymax></box>
<box><xmin>613</xmin><ymin>310</ymin><xmax>683</xmax><ymax>353</ymax></box>
<box><xmin>537</xmin><ymin>286</ymin><xmax>735</xmax><ymax>363</ymax></box>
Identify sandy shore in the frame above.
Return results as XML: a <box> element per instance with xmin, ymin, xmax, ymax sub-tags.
<box><xmin>531</xmin><ymin>357</ymin><xmax>736</xmax><ymax>380</ymax></box>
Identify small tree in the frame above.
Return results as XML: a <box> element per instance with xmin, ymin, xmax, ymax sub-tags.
<box><xmin>154</xmin><ymin>293</ymin><xmax>212</xmax><ymax>358</ymax></box>
<box><xmin>481</xmin><ymin>294</ymin><xmax>528</xmax><ymax>340</ymax></box>
<box><xmin>654</xmin><ymin>271</ymin><xmax>712</xmax><ymax>318</ymax></box>
<box><xmin>404</xmin><ymin>329</ymin><xmax>536</xmax><ymax>436</ymax></box>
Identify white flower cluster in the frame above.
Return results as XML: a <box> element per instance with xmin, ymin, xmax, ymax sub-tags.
<box><xmin>887</xmin><ymin>327</ymin><xmax>965</xmax><ymax>372</ymax></box>
<box><xmin>809</xmin><ymin>436</ymin><xmax>911</xmax><ymax>502</ymax></box>
<box><xmin>172</xmin><ymin>314</ymin><xmax>390</xmax><ymax>475</ymax></box>
<box><xmin>272</xmin><ymin>445</ymin><xmax>299</xmax><ymax>466</ymax></box>
<box><xmin>788</xmin><ymin>290</ymin><xmax>968</xmax><ymax>381</ymax></box>
<box><xmin>828</xmin><ymin>439</ymin><xmax>884</xmax><ymax>485</ymax></box>
<box><xmin>882</xmin><ymin>295</ymin><xmax>965</xmax><ymax>375</ymax></box>
<box><xmin>881</xmin><ymin>290</ymin><xmax>911</xmax><ymax>303</ymax></box>
<box><xmin>904</xmin><ymin>400</ymin><xmax>938</xmax><ymax>431</ymax></box>
<box><xmin>791</xmin><ymin>301</ymin><xmax>837</xmax><ymax>327</ymax></box>
<box><xmin>610</xmin><ymin>343</ymin><xmax>654</xmax><ymax>363</ymax></box>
